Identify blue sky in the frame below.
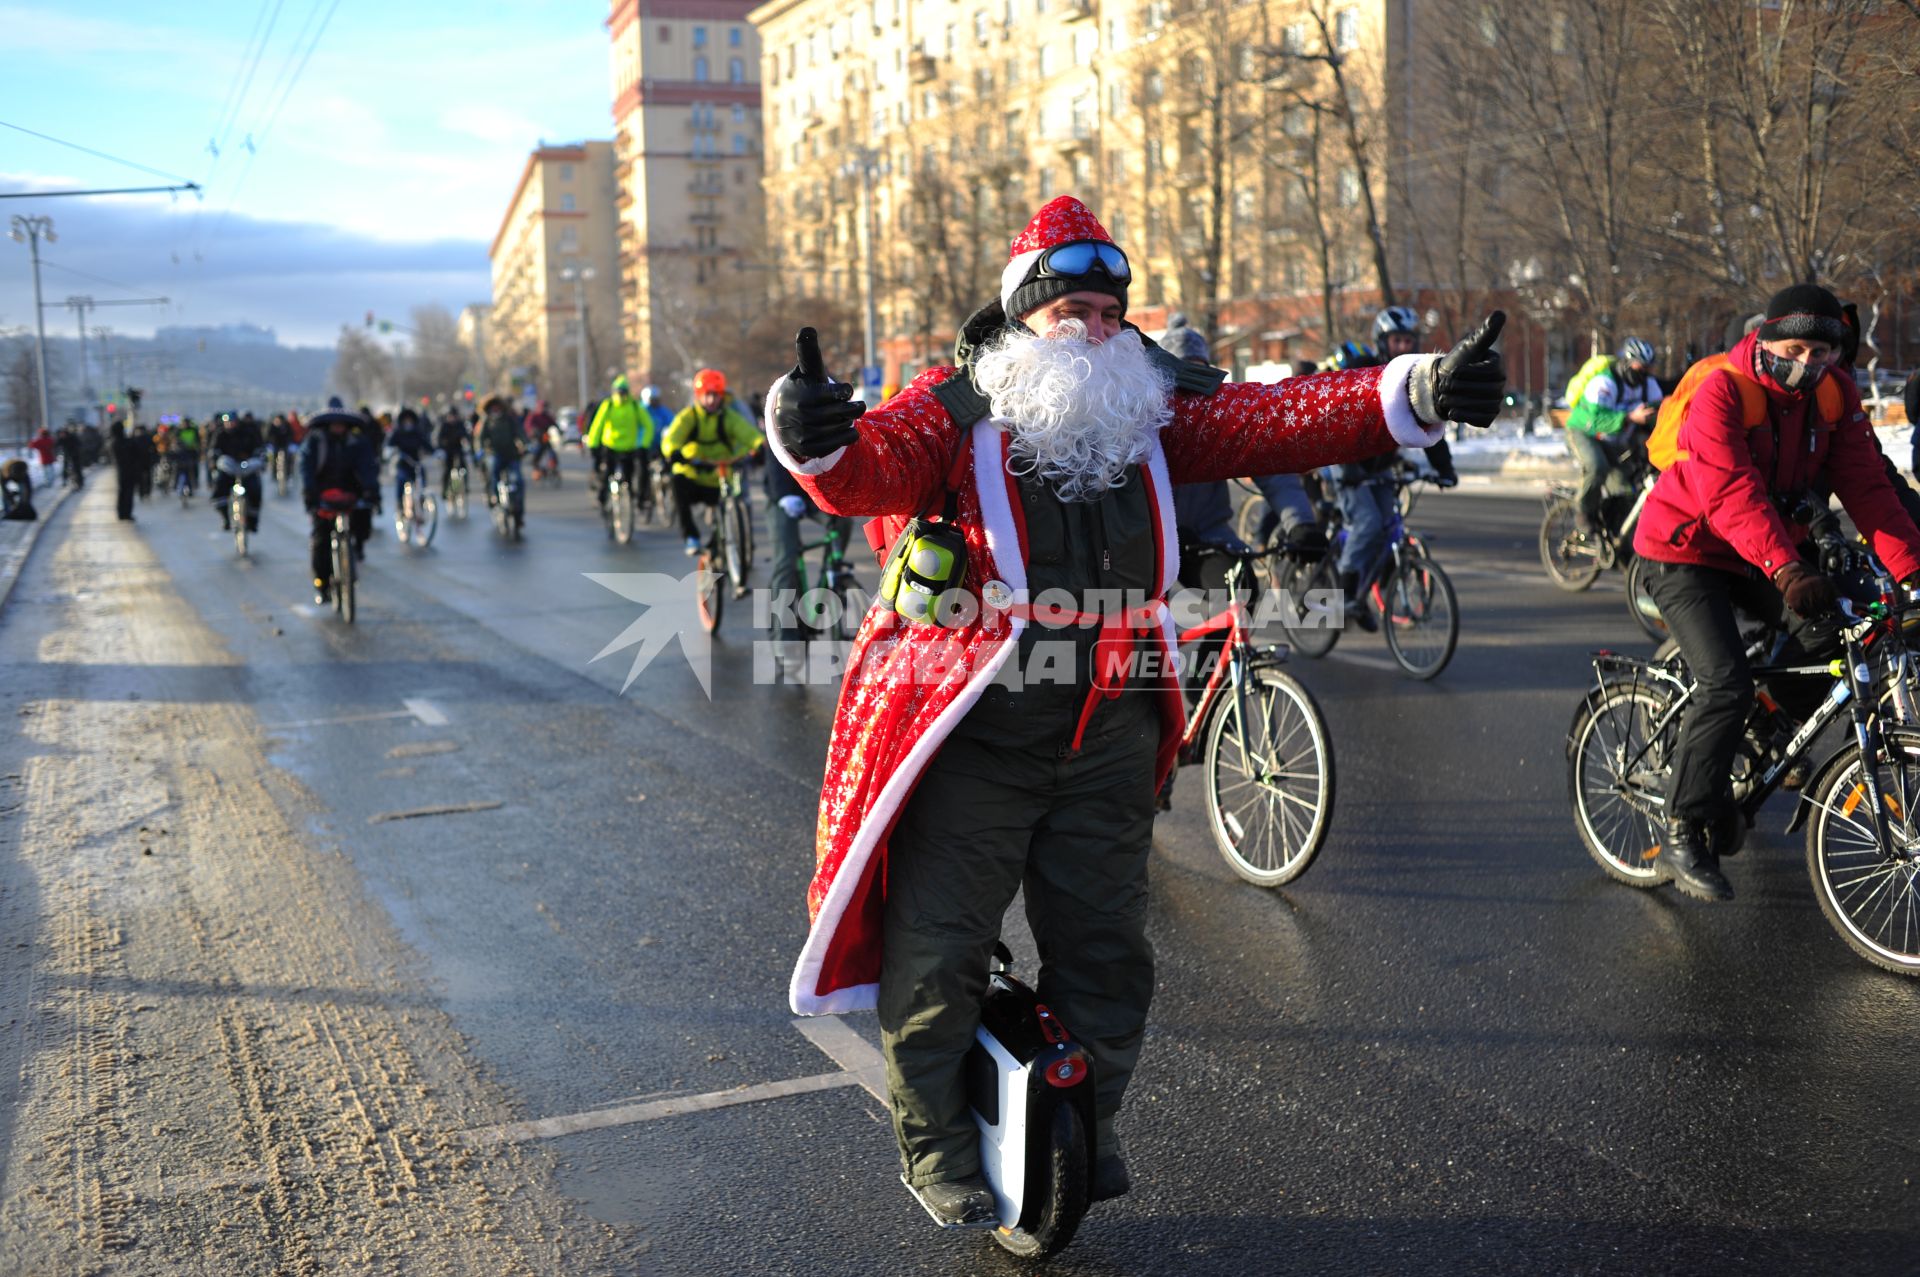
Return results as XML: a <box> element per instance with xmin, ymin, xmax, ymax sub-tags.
<box><xmin>1</xmin><ymin>1</ymin><xmax>612</xmax><ymax>345</ymax></box>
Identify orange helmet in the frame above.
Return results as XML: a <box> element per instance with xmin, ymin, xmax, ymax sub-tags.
<box><xmin>693</xmin><ymin>368</ymin><xmax>728</xmax><ymax>395</ymax></box>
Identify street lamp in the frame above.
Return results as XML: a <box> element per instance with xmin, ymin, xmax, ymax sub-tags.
<box><xmin>838</xmin><ymin>149</ymin><xmax>885</xmax><ymax>401</ymax></box>
<box><xmin>9</xmin><ymin>214</ymin><xmax>55</xmax><ymax>443</ymax></box>
<box><xmin>558</xmin><ymin>264</ymin><xmax>595</xmax><ymax>410</ymax></box>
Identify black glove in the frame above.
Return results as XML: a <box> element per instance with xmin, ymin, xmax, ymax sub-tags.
<box><xmin>302</xmin><ymin>492</ymin><xmax>316</xmax><ymax>514</ymax></box>
<box><xmin>1410</xmin><ymin>311</ymin><xmax>1507</xmax><ymax>429</ymax></box>
<box><xmin>1433</xmin><ymin>470</ymin><xmax>1459</xmax><ymax>489</ymax></box>
<box><xmin>772</xmin><ymin>327</ymin><xmax>864</xmax><ymax>460</ymax></box>
<box><xmin>1283</xmin><ymin>522</ymin><xmax>1329</xmax><ymax>561</ymax></box>
<box><xmin>1774</xmin><ymin>560</ymin><xmax>1838</xmax><ymax>619</ymax></box>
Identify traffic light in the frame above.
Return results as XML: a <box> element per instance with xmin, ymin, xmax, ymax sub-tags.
<box><xmin>463</xmin><ymin>390</ymin><xmax>474</xmax><ymax>401</ymax></box>
<box><xmin>365</xmin><ymin>310</ymin><xmax>374</xmax><ymax>328</ymax></box>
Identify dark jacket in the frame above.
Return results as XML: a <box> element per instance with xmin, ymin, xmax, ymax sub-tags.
<box><xmin>479</xmin><ymin>409</ymin><xmax>522</xmax><ymax>459</ymax></box>
<box><xmin>299</xmin><ymin>425</ymin><xmax>378</xmax><ymax>505</ymax></box>
<box><xmin>213</xmin><ymin>420</ymin><xmax>264</xmax><ymax>461</ymax></box>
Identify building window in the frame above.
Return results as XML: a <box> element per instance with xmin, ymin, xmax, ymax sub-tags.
<box><xmin>561</xmin><ymin>193</ymin><xmax>576</xmax><ymax>211</ymax></box>
<box><xmin>733</xmin><ymin>134</ymin><xmax>747</xmax><ymax>154</ymax></box>
<box><xmin>734</xmin><ymin>103</ymin><xmax>746</xmax><ymax>122</ymax></box>
<box><xmin>1478</xmin><ymin>5</ymin><xmax>1498</xmax><ymax>45</ymax></box>
<box><xmin>1038</xmin><ymin>44</ymin><xmax>1053</xmax><ymax>77</ymax></box>
<box><xmin>1336</xmin><ymin>168</ymin><xmax>1360</xmax><ymax>208</ymax></box>
<box><xmin>1282</xmin><ymin>21</ymin><xmax>1309</xmax><ymax>53</ymax></box>
<box><xmin>1073</xmin><ymin>29</ymin><xmax>1095</xmax><ymax>66</ymax></box>
<box><xmin>660</xmin><ymin>25</ymin><xmax>670</xmax><ymax>41</ymax></box>
<box><xmin>694</xmin><ymin>55</ymin><xmax>709</xmax><ymax>81</ymax></box>
<box><xmin>1550</xmin><ymin>11</ymin><xmax>1569</xmax><ymax>53</ymax></box>
<box><xmin>693</xmin><ymin>25</ymin><xmax>707</xmax><ymax>46</ymax></box>
<box><xmin>729</xmin><ymin>26</ymin><xmax>742</xmax><ymax>46</ymax></box>
<box><xmin>975</xmin><ymin>10</ymin><xmax>988</xmax><ymax>43</ymax></box>
<box><xmin>1335</xmin><ymin>8</ymin><xmax>1359</xmax><ymax>51</ymax></box>
<box><xmin>729</xmin><ymin>57</ymin><xmax>745</xmax><ymax>82</ymax></box>
<box><xmin>559</xmin><ymin>163</ymin><xmax>574</xmax><ymax>180</ymax></box>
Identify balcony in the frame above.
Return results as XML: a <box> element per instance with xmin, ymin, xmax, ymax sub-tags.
<box><xmin>1061</xmin><ymin>0</ymin><xmax>1094</xmax><ymax>19</ymax></box>
<box><xmin>909</xmin><ymin>52</ymin><xmax>938</xmax><ymax>83</ymax></box>
<box><xmin>689</xmin><ymin>210</ymin><xmax>723</xmax><ymax>224</ymax></box>
<box><xmin>688</xmin><ymin>179</ymin><xmax>726</xmax><ymax>196</ymax></box>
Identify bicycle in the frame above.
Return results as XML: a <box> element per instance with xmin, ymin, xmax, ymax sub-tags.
<box><xmin>647</xmin><ymin>458</ymin><xmax>677</xmax><ymax>530</ymax></box>
<box><xmin>794</xmin><ymin>514</ymin><xmax>865</xmax><ymax>642</ymax></box>
<box><xmin>1270</xmin><ymin>470</ymin><xmax>1459</xmax><ymax>679</ymax></box>
<box><xmin>214</xmin><ymin>455</ymin><xmax>263</xmax><ymax>558</ymax></box>
<box><xmin>492</xmin><ymin>462</ymin><xmax>524</xmax><ymax>542</ymax></box>
<box><xmin>394</xmin><ymin>456</ymin><xmax>439</xmax><ymax>549</ymax></box>
<box><xmin>694</xmin><ymin>462</ymin><xmax>753</xmax><ymax>633</ymax></box>
<box><xmin>272</xmin><ymin>446</ymin><xmax>294</xmax><ymax>497</ymax></box>
<box><xmin>444</xmin><ymin>457</ymin><xmax>470</xmax><ymax>521</ymax></box>
<box><xmin>1168</xmin><ymin>547</ymin><xmax>1335</xmax><ymax>887</ymax></box>
<box><xmin>1539</xmin><ymin>449</ymin><xmax>1663</xmax><ymax>639</ymax></box>
<box><xmin>315</xmin><ymin>488</ymin><xmax>359</xmax><ymax>624</ymax></box>
<box><xmin>602</xmin><ymin>462</ymin><xmax>637</xmax><ymax>545</ymax></box>
<box><xmin>1567</xmin><ymin>584</ymin><xmax>1920</xmax><ymax>975</ymax></box>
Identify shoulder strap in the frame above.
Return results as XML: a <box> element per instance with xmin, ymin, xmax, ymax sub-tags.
<box><xmin>931</xmin><ymin>372</ymin><xmax>993</xmax><ymax>429</ymax></box>
<box><xmin>1146</xmin><ymin>343</ymin><xmax>1229</xmax><ymax>395</ymax></box>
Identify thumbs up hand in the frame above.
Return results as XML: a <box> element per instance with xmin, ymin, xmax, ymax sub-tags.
<box><xmin>1410</xmin><ymin>311</ymin><xmax>1507</xmax><ymax>429</ymax></box>
<box><xmin>773</xmin><ymin>327</ymin><xmax>865</xmax><ymax>459</ymax></box>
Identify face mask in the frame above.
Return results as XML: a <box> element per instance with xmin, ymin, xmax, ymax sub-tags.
<box><xmin>1620</xmin><ymin>365</ymin><xmax>1646</xmax><ymax>390</ymax></box>
<box><xmin>1758</xmin><ymin>346</ymin><xmax>1826</xmax><ymax>392</ymax></box>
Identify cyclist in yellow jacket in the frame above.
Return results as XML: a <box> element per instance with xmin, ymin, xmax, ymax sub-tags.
<box><xmin>662</xmin><ymin>368</ymin><xmax>763</xmax><ymax>555</ymax></box>
<box><xmin>586</xmin><ymin>375</ymin><xmax>654</xmax><ymax>512</ymax></box>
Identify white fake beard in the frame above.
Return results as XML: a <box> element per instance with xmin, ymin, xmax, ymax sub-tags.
<box><xmin>971</xmin><ymin>321</ymin><xmax>1173</xmax><ymax>502</ymax></box>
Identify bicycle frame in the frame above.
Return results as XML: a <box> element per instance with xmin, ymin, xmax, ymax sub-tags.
<box><xmin>1590</xmin><ymin>601</ymin><xmax>1911</xmax><ymax>859</ymax></box>
<box><xmin>1177</xmin><ymin>557</ymin><xmax>1278</xmax><ymax>776</ymax></box>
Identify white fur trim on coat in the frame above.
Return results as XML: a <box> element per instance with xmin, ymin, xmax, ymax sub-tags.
<box><xmin>786</xmin><ymin>420</ymin><xmax>1030</xmax><ymax>1016</ymax></box>
<box><xmin>1380</xmin><ymin>354</ymin><xmax>1446</xmax><ymax>448</ymax></box>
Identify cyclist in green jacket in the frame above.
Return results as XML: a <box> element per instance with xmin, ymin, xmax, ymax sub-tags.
<box><xmin>586</xmin><ymin>376</ymin><xmax>653</xmax><ymax>512</ymax></box>
<box><xmin>662</xmin><ymin>368</ymin><xmax>764</xmax><ymax>555</ymax></box>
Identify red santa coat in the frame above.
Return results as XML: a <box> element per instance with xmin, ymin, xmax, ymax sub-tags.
<box><xmin>773</xmin><ymin>352</ymin><xmax>1440</xmax><ymax>1015</ymax></box>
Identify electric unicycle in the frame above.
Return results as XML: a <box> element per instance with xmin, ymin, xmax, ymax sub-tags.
<box><xmin>905</xmin><ymin>945</ymin><xmax>1097</xmax><ymax>1259</ymax></box>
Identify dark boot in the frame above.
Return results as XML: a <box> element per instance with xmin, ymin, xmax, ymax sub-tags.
<box><xmin>1091</xmin><ymin>1135</ymin><xmax>1131</xmax><ymax>1203</ymax></box>
<box><xmin>1661</xmin><ymin>818</ymin><xmax>1734</xmax><ymax>901</ymax></box>
<box><xmin>907</xmin><ymin>1173</ymin><xmax>999</xmax><ymax>1228</ymax></box>
<box><xmin>1339</xmin><ymin>571</ymin><xmax>1377</xmax><ymax>632</ymax></box>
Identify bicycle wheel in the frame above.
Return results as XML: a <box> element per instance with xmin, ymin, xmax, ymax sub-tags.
<box><xmin>1203</xmin><ymin>666</ymin><xmax>1334</xmax><ymax>887</ymax></box>
<box><xmin>726</xmin><ymin>498</ymin><xmax>752</xmax><ymax>594</ymax></box>
<box><xmin>1234</xmin><ymin>495</ymin><xmax>1271</xmax><ymax>549</ymax></box>
<box><xmin>1804</xmin><ymin>728</ymin><xmax>1920</xmax><ymax>975</ymax></box>
<box><xmin>609</xmin><ymin>478</ymin><xmax>632</xmax><ymax>544</ymax></box>
<box><xmin>333</xmin><ymin>528</ymin><xmax>357</xmax><ymax>625</ymax></box>
<box><xmin>1540</xmin><ymin>497</ymin><xmax>1603</xmax><ymax>591</ymax></box>
<box><xmin>1271</xmin><ymin>554</ymin><xmax>1341</xmax><ymax>659</ymax></box>
<box><xmin>989</xmin><ymin>1101</ymin><xmax>1089</xmax><ymax>1260</ymax></box>
<box><xmin>412</xmin><ymin>494</ymin><xmax>438</xmax><ymax>548</ymax></box>
<box><xmin>696</xmin><ymin>550</ymin><xmax>724</xmax><ymax>633</ymax></box>
<box><xmin>1381</xmin><ymin>556</ymin><xmax>1458</xmax><ymax>680</ymax></box>
<box><xmin>1624</xmin><ymin>554</ymin><xmax>1667</xmax><ymax>641</ymax></box>
<box><xmin>1567</xmin><ymin>681</ymin><xmax>1673</xmax><ymax>886</ymax></box>
<box><xmin>831</xmin><ymin>570</ymin><xmax>866</xmax><ymax>642</ymax></box>
<box><xmin>232</xmin><ymin>495</ymin><xmax>248</xmax><ymax>557</ymax></box>
<box><xmin>450</xmin><ymin>472</ymin><xmax>468</xmax><ymax>520</ymax></box>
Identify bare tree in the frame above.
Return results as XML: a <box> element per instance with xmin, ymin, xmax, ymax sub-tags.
<box><xmin>4</xmin><ymin>336</ymin><xmax>59</xmax><ymax>436</ymax></box>
<box><xmin>328</xmin><ymin>326</ymin><xmax>395</xmax><ymax>405</ymax></box>
<box><xmin>400</xmin><ymin>305</ymin><xmax>468</xmax><ymax>403</ymax></box>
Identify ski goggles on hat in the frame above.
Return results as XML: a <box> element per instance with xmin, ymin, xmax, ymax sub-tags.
<box><xmin>1036</xmin><ymin>240</ymin><xmax>1130</xmax><ymax>283</ymax></box>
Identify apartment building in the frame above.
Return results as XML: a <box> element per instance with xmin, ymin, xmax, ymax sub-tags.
<box><xmin>748</xmin><ymin>0</ymin><xmax>1528</xmax><ymax>385</ymax></box>
<box><xmin>608</xmin><ymin>0</ymin><xmax>767</xmax><ymax>394</ymax></box>
<box><xmin>488</xmin><ymin>143</ymin><xmax>623</xmax><ymax>410</ymax></box>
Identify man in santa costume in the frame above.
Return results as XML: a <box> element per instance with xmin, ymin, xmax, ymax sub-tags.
<box><xmin>767</xmin><ymin>196</ymin><xmax>1504</xmax><ymax>1227</ymax></box>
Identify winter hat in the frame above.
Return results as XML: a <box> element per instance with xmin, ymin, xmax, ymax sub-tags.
<box><xmin>1001</xmin><ymin>195</ymin><xmax>1129</xmax><ymax>323</ymax></box>
<box><xmin>1158</xmin><ymin>313</ymin><xmax>1210</xmax><ymax>362</ymax></box>
<box><xmin>1757</xmin><ymin>284</ymin><xmax>1847</xmax><ymax>345</ymax></box>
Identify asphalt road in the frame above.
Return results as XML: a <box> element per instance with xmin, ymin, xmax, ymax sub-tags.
<box><xmin>21</xmin><ymin>460</ymin><xmax>1920</xmax><ymax>1274</ymax></box>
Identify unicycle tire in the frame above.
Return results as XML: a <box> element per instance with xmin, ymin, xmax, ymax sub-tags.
<box><xmin>990</xmin><ymin>1101</ymin><xmax>1089</xmax><ymax>1259</ymax></box>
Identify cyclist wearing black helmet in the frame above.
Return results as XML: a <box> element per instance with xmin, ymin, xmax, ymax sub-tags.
<box><xmin>1565</xmin><ymin>337</ymin><xmax>1663</xmax><ymax>534</ymax></box>
<box><xmin>1317</xmin><ymin>308</ymin><xmax>1459</xmax><ymax>629</ymax></box>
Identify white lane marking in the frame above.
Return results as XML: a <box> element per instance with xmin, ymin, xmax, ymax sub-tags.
<box><xmin>264</xmin><ymin>698</ymin><xmax>452</xmax><ymax>731</ymax></box>
<box><xmin>262</xmin><ymin>708</ymin><xmax>417</xmax><ymax>730</ymax></box>
<box><xmin>458</xmin><ymin>1070</ymin><xmax>862</xmax><ymax>1147</ymax></box>
<box><xmin>793</xmin><ymin>1015</ymin><xmax>889</xmax><ymax>1102</ymax></box>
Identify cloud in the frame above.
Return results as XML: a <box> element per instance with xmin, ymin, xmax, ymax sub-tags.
<box><xmin>0</xmin><ymin>192</ymin><xmax>488</xmax><ymax>348</ymax></box>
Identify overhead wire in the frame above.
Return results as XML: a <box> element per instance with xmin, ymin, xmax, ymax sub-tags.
<box><xmin>0</xmin><ymin>119</ymin><xmax>198</xmax><ymax>185</ymax></box>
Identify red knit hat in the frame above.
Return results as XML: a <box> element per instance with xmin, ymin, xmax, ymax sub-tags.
<box><xmin>1001</xmin><ymin>196</ymin><xmax>1129</xmax><ymax>321</ymax></box>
